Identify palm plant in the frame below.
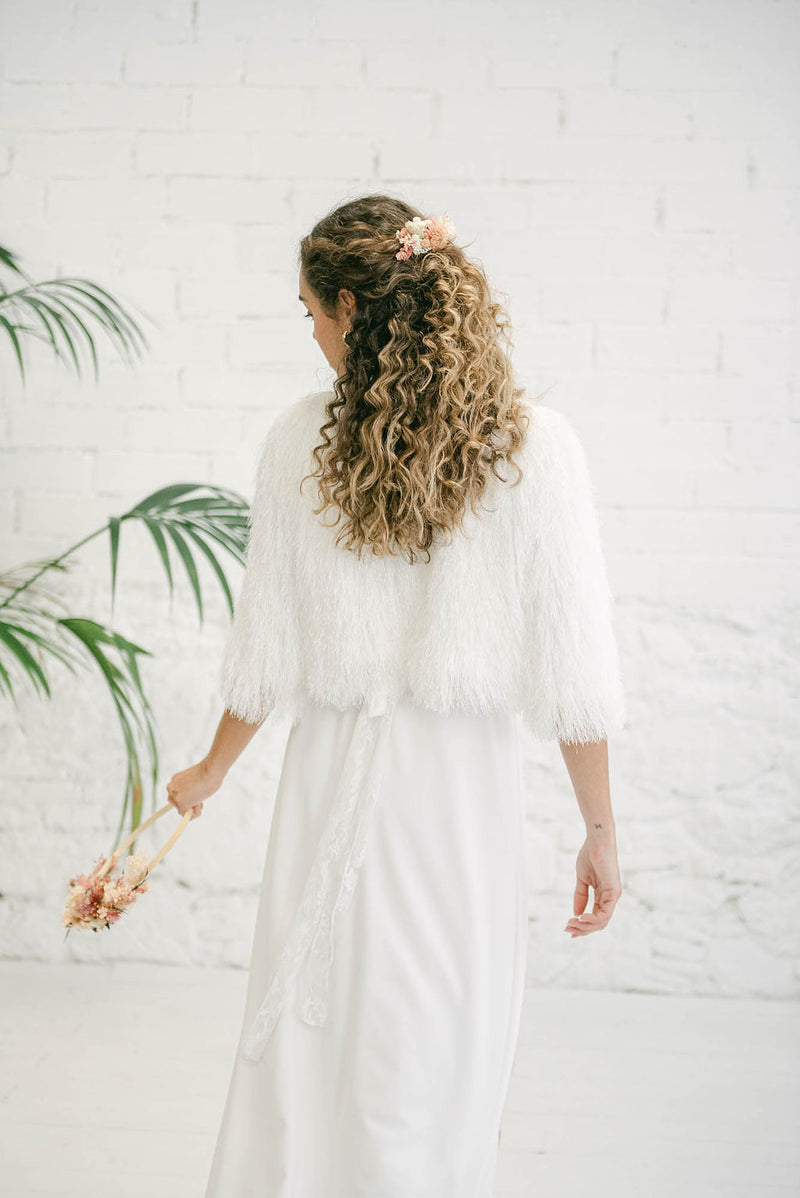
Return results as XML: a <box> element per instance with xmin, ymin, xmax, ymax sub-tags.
<box><xmin>0</xmin><ymin>244</ymin><xmax>249</xmax><ymax>849</ymax></box>
<box><xmin>0</xmin><ymin>244</ymin><xmax>147</xmax><ymax>381</ymax></box>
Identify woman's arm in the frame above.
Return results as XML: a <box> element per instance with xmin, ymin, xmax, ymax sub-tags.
<box><xmin>204</xmin><ymin>707</ymin><xmax>269</xmax><ymax>783</ymax></box>
<box><xmin>558</xmin><ymin>737</ymin><xmax>622</xmax><ymax>939</ymax></box>
<box><xmin>558</xmin><ymin>737</ymin><xmax>616</xmax><ymax>840</ymax></box>
<box><xmin>165</xmin><ymin>707</ymin><xmax>270</xmax><ymax>818</ymax></box>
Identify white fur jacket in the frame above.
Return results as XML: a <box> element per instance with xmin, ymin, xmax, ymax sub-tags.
<box><xmin>219</xmin><ymin>389</ymin><xmax>626</xmax><ymax>744</ymax></box>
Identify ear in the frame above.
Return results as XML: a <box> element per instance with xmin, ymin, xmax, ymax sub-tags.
<box><xmin>338</xmin><ymin>288</ymin><xmax>357</xmax><ymax>320</ymax></box>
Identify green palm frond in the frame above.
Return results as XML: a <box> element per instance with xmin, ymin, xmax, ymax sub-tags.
<box><xmin>0</xmin><ymin>576</ymin><xmax>152</xmax><ymax>846</ymax></box>
<box><xmin>0</xmin><ymin>246</ymin><xmax>25</xmax><ymax>275</ymax></box>
<box><xmin>119</xmin><ymin>484</ymin><xmax>249</xmax><ymax>622</ymax></box>
<box><xmin>0</xmin><ymin>617</ymin><xmax>80</xmax><ymax>699</ymax></box>
<box><xmin>0</xmin><ymin>242</ymin><xmax>150</xmax><ymax>382</ymax></box>
<box><xmin>0</xmin><ymin>562</ymin><xmax>85</xmax><ymax>701</ymax></box>
<box><xmin>58</xmin><ymin>618</ymin><xmax>157</xmax><ymax>852</ymax></box>
<box><xmin>0</xmin><ymin>482</ymin><xmax>250</xmax><ymax>840</ymax></box>
<box><xmin>0</xmin><ymin>240</ymin><xmax>254</xmax><ymax>841</ymax></box>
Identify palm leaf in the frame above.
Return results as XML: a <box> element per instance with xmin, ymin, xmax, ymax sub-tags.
<box><xmin>140</xmin><ymin>516</ymin><xmax>174</xmax><ymax>597</ymax></box>
<box><xmin>178</xmin><ymin>523</ymin><xmax>236</xmax><ymax>617</ymax></box>
<box><xmin>0</xmin><ymin>622</ymin><xmax>51</xmax><ymax>698</ymax></box>
<box><xmin>34</xmin><ymin>288</ymin><xmax>100</xmax><ymax>378</ymax></box>
<box><xmin>54</xmin><ymin>280</ymin><xmax>147</xmax><ymax>363</ymax></box>
<box><xmin>59</xmin><ymin>618</ymin><xmax>159</xmax><ymax>845</ymax></box>
<box><xmin>0</xmin><ymin>314</ymin><xmax>25</xmax><ymax>379</ymax></box>
<box><xmin>0</xmin><ymin>428</ymin><xmax>252</xmax><ymax>842</ymax></box>
<box><xmin>132</xmin><ymin>483</ymin><xmax>203</xmax><ymax>513</ymax></box>
<box><xmin>0</xmin><ymin>246</ymin><xmax>27</xmax><ymax>277</ymax></box>
<box><xmin>164</xmin><ymin>523</ymin><xmax>204</xmax><ymax>623</ymax></box>
<box><xmin>0</xmin><ymin>571</ymin><xmax>87</xmax><ymax>701</ymax></box>
<box><xmin>0</xmin><ymin>246</ymin><xmax>254</xmax><ymax>842</ymax></box>
<box><xmin>184</xmin><ymin>519</ymin><xmax>248</xmax><ymax>566</ymax></box>
<box><xmin>122</xmin><ymin>483</ymin><xmax>250</xmax><ymax>616</ymax></box>
<box><xmin>0</xmin><ymin>244</ymin><xmax>150</xmax><ymax>382</ymax></box>
<box><xmin>108</xmin><ymin>515</ymin><xmax>121</xmax><ymax>612</ymax></box>
<box><xmin>0</xmin><ymin>485</ymin><xmax>249</xmax><ymax>705</ymax></box>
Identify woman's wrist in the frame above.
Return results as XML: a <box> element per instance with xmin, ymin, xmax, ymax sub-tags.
<box><xmin>202</xmin><ymin>755</ymin><xmax>227</xmax><ymax>785</ymax></box>
<box><xmin>585</xmin><ymin>816</ymin><xmax>616</xmax><ymax>840</ymax></box>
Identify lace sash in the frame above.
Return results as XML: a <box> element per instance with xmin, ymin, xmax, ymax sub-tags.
<box><xmin>240</xmin><ymin>694</ymin><xmax>396</xmax><ymax>1064</ymax></box>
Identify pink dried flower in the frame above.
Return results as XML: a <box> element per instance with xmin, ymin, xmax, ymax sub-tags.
<box><xmin>61</xmin><ymin>801</ymin><xmax>194</xmax><ymax>937</ymax></box>
<box><xmin>395</xmin><ymin>211</ymin><xmax>456</xmax><ymax>260</ymax></box>
<box><xmin>63</xmin><ymin>850</ymin><xmax>151</xmax><ymax>934</ymax></box>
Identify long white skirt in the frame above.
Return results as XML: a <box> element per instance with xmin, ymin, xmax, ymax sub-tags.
<box><xmin>204</xmin><ymin>697</ymin><xmax>528</xmax><ymax>1198</ymax></box>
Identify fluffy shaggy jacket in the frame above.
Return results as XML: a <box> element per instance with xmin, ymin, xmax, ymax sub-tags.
<box><xmin>219</xmin><ymin>389</ymin><xmax>626</xmax><ymax>745</ymax></box>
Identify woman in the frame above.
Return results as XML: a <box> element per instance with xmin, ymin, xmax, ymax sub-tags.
<box><xmin>167</xmin><ymin>194</ymin><xmax>626</xmax><ymax>1197</ymax></box>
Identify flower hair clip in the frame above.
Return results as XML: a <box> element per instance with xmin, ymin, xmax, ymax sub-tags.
<box><xmin>395</xmin><ymin>212</ymin><xmax>456</xmax><ymax>261</ymax></box>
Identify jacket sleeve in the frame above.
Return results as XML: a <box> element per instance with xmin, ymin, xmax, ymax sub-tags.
<box><xmin>520</xmin><ymin>406</ymin><xmax>627</xmax><ymax>745</ymax></box>
<box><xmin>218</xmin><ymin>417</ymin><xmax>299</xmax><ymax>724</ymax></box>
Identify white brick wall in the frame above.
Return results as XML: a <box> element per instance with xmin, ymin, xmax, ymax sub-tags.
<box><xmin>0</xmin><ymin>0</ymin><xmax>798</xmax><ymax>999</ymax></box>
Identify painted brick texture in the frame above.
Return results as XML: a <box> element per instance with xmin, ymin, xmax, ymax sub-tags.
<box><xmin>0</xmin><ymin>0</ymin><xmax>797</xmax><ymax>998</ymax></box>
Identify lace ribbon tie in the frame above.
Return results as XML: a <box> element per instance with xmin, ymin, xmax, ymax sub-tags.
<box><xmin>240</xmin><ymin>693</ymin><xmax>396</xmax><ymax>1064</ymax></box>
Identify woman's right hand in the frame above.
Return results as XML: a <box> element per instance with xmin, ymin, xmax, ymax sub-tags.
<box><xmin>166</xmin><ymin>758</ymin><xmax>225</xmax><ymax>820</ymax></box>
<box><xmin>564</xmin><ymin>834</ymin><xmax>622</xmax><ymax>938</ymax></box>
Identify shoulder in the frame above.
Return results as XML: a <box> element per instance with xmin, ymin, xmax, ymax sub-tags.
<box><xmin>260</xmin><ymin>389</ymin><xmax>331</xmax><ymax>450</ymax></box>
<box><xmin>515</xmin><ymin>400</ymin><xmax>593</xmax><ymax>483</ymax></box>
<box><xmin>254</xmin><ymin>389</ymin><xmax>331</xmax><ymax>476</ymax></box>
<box><xmin>519</xmin><ymin>400</ymin><xmax>584</xmax><ymax>454</ymax></box>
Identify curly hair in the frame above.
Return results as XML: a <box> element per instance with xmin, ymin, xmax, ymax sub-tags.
<box><xmin>298</xmin><ymin>193</ymin><xmax>533</xmax><ymax>565</ymax></box>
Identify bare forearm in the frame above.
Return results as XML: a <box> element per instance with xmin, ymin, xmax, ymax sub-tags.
<box><xmin>204</xmin><ymin>708</ymin><xmax>269</xmax><ymax>781</ymax></box>
<box><xmin>558</xmin><ymin>738</ymin><xmax>616</xmax><ymax>839</ymax></box>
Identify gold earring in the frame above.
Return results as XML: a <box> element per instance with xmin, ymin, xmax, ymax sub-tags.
<box><xmin>342</xmin><ymin>328</ymin><xmax>351</xmax><ymax>343</ymax></box>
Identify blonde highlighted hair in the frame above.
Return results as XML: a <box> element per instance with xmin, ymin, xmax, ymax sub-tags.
<box><xmin>298</xmin><ymin>194</ymin><xmax>532</xmax><ymax>564</ymax></box>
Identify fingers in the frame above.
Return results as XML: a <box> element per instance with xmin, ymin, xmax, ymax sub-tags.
<box><xmin>166</xmin><ymin>794</ymin><xmax>203</xmax><ymax>819</ymax></box>
<box><xmin>166</xmin><ymin>781</ymin><xmax>178</xmax><ymax>814</ymax></box>
<box><xmin>176</xmin><ymin>803</ymin><xmax>203</xmax><ymax>819</ymax></box>
<box><xmin>565</xmin><ymin>888</ymin><xmax>621</xmax><ymax>937</ymax></box>
<box><xmin>564</xmin><ymin>912</ymin><xmax>605</xmax><ymax>936</ymax></box>
<box><xmin>564</xmin><ymin>905</ymin><xmax>619</xmax><ymax>936</ymax></box>
<box><xmin>166</xmin><ymin>769</ymin><xmax>206</xmax><ymax>820</ymax></box>
<box><xmin>572</xmin><ymin>876</ymin><xmax>589</xmax><ymax>917</ymax></box>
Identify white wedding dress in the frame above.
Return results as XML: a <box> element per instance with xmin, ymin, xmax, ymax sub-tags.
<box><xmin>204</xmin><ymin>694</ymin><xmax>529</xmax><ymax>1198</ymax></box>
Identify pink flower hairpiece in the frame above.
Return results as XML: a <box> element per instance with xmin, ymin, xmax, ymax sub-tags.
<box><xmin>395</xmin><ymin>212</ymin><xmax>456</xmax><ymax>261</ymax></box>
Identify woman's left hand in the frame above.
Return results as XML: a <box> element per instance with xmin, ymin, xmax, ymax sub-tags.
<box><xmin>564</xmin><ymin>834</ymin><xmax>622</xmax><ymax>938</ymax></box>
